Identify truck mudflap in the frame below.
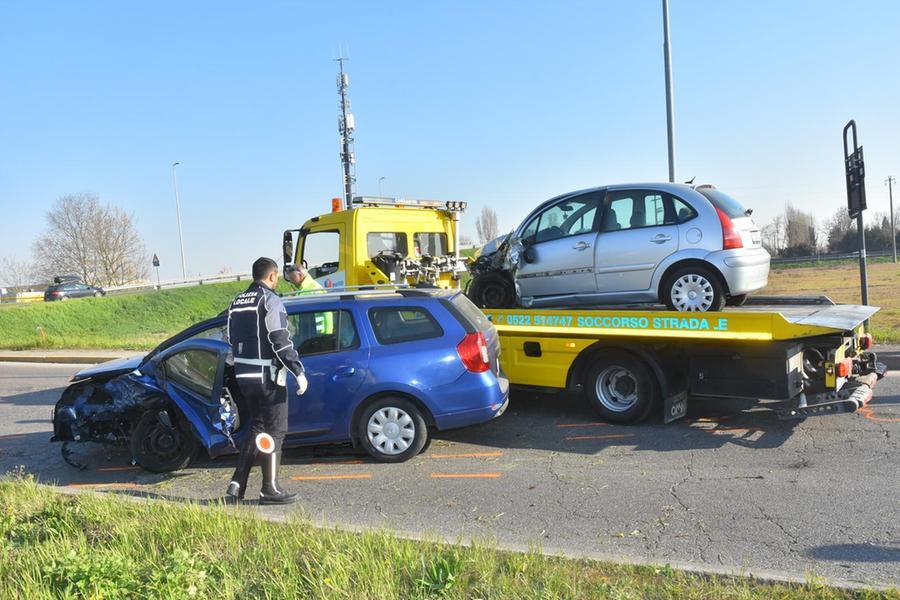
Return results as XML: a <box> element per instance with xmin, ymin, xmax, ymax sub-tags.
<box><xmin>777</xmin><ymin>362</ymin><xmax>887</xmax><ymax>419</ymax></box>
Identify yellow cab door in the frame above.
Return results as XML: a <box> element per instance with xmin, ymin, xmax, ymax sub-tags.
<box><xmin>298</xmin><ymin>223</ymin><xmax>347</xmax><ymax>289</ymax></box>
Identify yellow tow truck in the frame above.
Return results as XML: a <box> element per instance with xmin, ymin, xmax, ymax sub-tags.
<box><xmin>282</xmin><ymin>198</ymin><xmax>887</xmax><ymax>424</ymax></box>
<box><xmin>282</xmin><ymin>196</ymin><xmax>468</xmax><ymax>290</ymax></box>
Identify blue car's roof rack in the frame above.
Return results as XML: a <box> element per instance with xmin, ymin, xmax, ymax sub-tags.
<box><xmin>282</xmin><ymin>284</ymin><xmax>452</xmax><ymax>303</ymax></box>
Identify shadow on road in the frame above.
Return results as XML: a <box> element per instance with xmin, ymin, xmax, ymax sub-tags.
<box><xmin>435</xmin><ymin>389</ymin><xmax>803</xmax><ymax>455</ymax></box>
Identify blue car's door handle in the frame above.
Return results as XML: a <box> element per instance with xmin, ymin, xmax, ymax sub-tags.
<box><xmin>332</xmin><ymin>367</ymin><xmax>356</xmax><ymax>380</ymax></box>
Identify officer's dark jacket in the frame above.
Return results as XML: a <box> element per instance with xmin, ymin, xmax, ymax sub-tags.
<box><xmin>226</xmin><ymin>281</ymin><xmax>303</xmax><ymax>381</ymax></box>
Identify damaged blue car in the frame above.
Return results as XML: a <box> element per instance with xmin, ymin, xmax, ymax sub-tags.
<box><xmin>51</xmin><ymin>288</ymin><xmax>509</xmax><ymax>472</ymax></box>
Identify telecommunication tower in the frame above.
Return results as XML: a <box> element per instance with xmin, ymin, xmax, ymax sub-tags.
<box><xmin>335</xmin><ymin>57</ymin><xmax>356</xmax><ymax>209</ymax></box>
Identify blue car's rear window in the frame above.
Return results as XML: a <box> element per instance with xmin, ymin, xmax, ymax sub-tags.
<box><xmin>368</xmin><ymin>306</ymin><xmax>443</xmax><ymax>345</ymax></box>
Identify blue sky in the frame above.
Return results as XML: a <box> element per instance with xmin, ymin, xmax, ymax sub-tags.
<box><xmin>1</xmin><ymin>1</ymin><xmax>898</xmax><ymax>280</ymax></box>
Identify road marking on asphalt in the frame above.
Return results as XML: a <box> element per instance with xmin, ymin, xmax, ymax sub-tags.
<box><xmin>563</xmin><ymin>433</ymin><xmax>635</xmax><ymax>441</ymax></box>
<box><xmin>555</xmin><ymin>422</ymin><xmax>609</xmax><ymax>428</ymax></box>
<box><xmin>430</xmin><ymin>472</ymin><xmax>502</xmax><ymax>479</ymax></box>
<box><xmin>67</xmin><ymin>483</ymin><xmax>140</xmax><ymax>489</ymax></box>
<box><xmin>96</xmin><ymin>466</ymin><xmax>140</xmax><ymax>472</ymax></box>
<box><xmin>291</xmin><ymin>474</ymin><xmax>372</xmax><ymax>481</ymax></box>
<box><xmin>308</xmin><ymin>459</ymin><xmax>365</xmax><ymax>466</ymax></box>
<box><xmin>858</xmin><ymin>405</ymin><xmax>900</xmax><ymax>423</ymax></box>
<box><xmin>429</xmin><ymin>451</ymin><xmax>503</xmax><ymax>459</ymax></box>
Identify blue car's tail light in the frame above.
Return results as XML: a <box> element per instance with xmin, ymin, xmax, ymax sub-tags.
<box><xmin>457</xmin><ymin>332</ymin><xmax>490</xmax><ymax>373</ymax></box>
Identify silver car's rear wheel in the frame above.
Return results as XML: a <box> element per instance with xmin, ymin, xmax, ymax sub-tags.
<box><xmin>663</xmin><ymin>266</ymin><xmax>725</xmax><ymax>312</ymax></box>
<box><xmin>670</xmin><ymin>273</ymin><xmax>715</xmax><ymax>311</ymax></box>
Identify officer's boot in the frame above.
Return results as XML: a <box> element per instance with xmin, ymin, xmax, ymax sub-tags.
<box><xmin>259</xmin><ymin>451</ymin><xmax>297</xmax><ymax>505</ymax></box>
<box><xmin>226</xmin><ymin>446</ymin><xmax>257</xmax><ymax>501</ymax></box>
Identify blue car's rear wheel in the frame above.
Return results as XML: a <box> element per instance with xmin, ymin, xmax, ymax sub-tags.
<box><xmin>130</xmin><ymin>409</ymin><xmax>199</xmax><ymax>472</ymax></box>
<box><xmin>358</xmin><ymin>397</ymin><xmax>428</xmax><ymax>463</ymax></box>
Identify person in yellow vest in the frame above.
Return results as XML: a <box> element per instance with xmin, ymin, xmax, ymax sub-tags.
<box><xmin>285</xmin><ymin>266</ymin><xmax>334</xmax><ymax>334</ymax></box>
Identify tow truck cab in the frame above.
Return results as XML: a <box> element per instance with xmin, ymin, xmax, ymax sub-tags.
<box><xmin>282</xmin><ymin>196</ymin><xmax>468</xmax><ymax>290</ymax></box>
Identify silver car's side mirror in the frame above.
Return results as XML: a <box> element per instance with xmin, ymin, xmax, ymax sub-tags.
<box><xmin>523</xmin><ymin>245</ymin><xmax>537</xmax><ymax>264</ymax></box>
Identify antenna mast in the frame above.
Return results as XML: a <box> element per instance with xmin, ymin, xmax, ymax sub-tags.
<box><xmin>335</xmin><ymin>57</ymin><xmax>356</xmax><ymax>209</ymax></box>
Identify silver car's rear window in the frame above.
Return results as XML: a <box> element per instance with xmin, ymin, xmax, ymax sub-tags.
<box><xmin>697</xmin><ymin>188</ymin><xmax>747</xmax><ymax>219</ymax></box>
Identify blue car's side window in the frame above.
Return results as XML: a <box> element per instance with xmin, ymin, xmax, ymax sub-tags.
<box><xmin>368</xmin><ymin>306</ymin><xmax>443</xmax><ymax>345</ymax></box>
<box><xmin>163</xmin><ymin>349</ymin><xmax>218</xmax><ymax>398</ymax></box>
<box><xmin>289</xmin><ymin>309</ymin><xmax>359</xmax><ymax>356</ymax></box>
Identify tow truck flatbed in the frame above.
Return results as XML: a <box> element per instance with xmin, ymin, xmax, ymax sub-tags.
<box><xmin>482</xmin><ymin>301</ymin><xmax>886</xmax><ymax>424</ymax></box>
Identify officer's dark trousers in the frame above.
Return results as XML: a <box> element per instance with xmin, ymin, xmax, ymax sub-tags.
<box><xmin>230</xmin><ymin>378</ymin><xmax>288</xmax><ymax>491</ymax></box>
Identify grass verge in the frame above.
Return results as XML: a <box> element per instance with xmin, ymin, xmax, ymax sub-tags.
<box><xmin>0</xmin><ymin>477</ymin><xmax>895</xmax><ymax>599</ymax></box>
<box><xmin>0</xmin><ymin>280</ymin><xmax>287</xmax><ymax>351</ymax></box>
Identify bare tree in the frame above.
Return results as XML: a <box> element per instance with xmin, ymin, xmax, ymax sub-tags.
<box><xmin>475</xmin><ymin>207</ymin><xmax>499</xmax><ymax>245</ymax></box>
<box><xmin>33</xmin><ymin>193</ymin><xmax>148</xmax><ymax>287</ymax></box>
<box><xmin>783</xmin><ymin>204</ymin><xmax>816</xmax><ymax>250</ymax></box>
<box><xmin>94</xmin><ymin>204</ymin><xmax>149</xmax><ymax>285</ymax></box>
<box><xmin>0</xmin><ymin>256</ymin><xmax>32</xmax><ymax>288</ymax></box>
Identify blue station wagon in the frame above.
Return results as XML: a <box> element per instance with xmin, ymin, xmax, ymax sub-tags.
<box><xmin>52</xmin><ymin>288</ymin><xmax>509</xmax><ymax>471</ymax></box>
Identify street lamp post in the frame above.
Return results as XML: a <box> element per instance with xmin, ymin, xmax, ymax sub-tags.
<box><xmin>171</xmin><ymin>162</ymin><xmax>187</xmax><ymax>280</ymax></box>
<box><xmin>662</xmin><ymin>0</ymin><xmax>676</xmax><ymax>183</ymax></box>
<box><xmin>379</xmin><ymin>177</ymin><xmax>385</xmax><ymax>197</ymax></box>
<box><xmin>887</xmin><ymin>176</ymin><xmax>897</xmax><ymax>263</ymax></box>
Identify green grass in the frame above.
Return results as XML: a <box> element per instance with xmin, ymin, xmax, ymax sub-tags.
<box><xmin>0</xmin><ymin>281</ymin><xmax>262</xmax><ymax>351</ymax></box>
<box><xmin>1</xmin><ymin>478</ymin><xmax>894</xmax><ymax>600</ymax></box>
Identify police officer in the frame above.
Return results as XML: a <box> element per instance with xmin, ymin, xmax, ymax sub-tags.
<box><xmin>225</xmin><ymin>257</ymin><xmax>307</xmax><ymax>504</ymax></box>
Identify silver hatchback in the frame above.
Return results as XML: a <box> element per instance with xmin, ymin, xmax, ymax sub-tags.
<box><xmin>467</xmin><ymin>183</ymin><xmax>770</xmax><ymax>312</ymax></box>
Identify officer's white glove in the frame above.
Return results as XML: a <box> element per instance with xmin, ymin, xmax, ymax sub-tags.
<box><xmin>294</xmin><ymin>372</ymin><xmax>308</xmax><ymax>396</ymax></box>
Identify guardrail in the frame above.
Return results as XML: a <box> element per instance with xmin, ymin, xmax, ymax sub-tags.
<box><xmin>104</xmin><ymin>272</ymin><xmax>251</xmax><ymax>296</ymax></box>
<box><xmin>770</xmin><ymin>250</ymin><xmax>893</xmax><ymax>265</ymax></box>
<box><xmin>0</xmin><ymin>273</ymin><xmax>251</xmax><ymax>304</ymax></box>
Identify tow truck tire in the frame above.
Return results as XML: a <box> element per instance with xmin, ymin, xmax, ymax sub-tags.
<box><xmin>357</xmin><ymin>397</ymin><xmax>428</xmax><ymax>463</ymax></box>
<box><xmin>662</xmin><ymin>265</ymin><xmax>725</xmax><ymax>312</ymax></box>
<box><xmin>130</xmin><ymin>409</ymin><xmax>199</xmax><ymax>473</ymax></box>
<box><xmin>584</xmin><ymin>352</ymin><xmax>657</xmax><ymax>424</ymax></box>
<box><xmin>468</xmin><ymin>273</ymin><xmax>515</xmax><ymax>308</ymax></box>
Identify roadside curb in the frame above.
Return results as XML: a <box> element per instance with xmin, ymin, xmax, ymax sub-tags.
<box><xmin>53</xmin><ymin>485</ymin><xmax>894</xmax><ymax>593</ymax></box>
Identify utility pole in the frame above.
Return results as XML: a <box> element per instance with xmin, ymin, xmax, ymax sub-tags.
<box><xmin>887</xmin><ymin>176</ymin><xmax>897</xmax><ymax>263</ymax></box>
<box><xmin>662</xmin><ymin>0</ymin><xmax>676</xmax><ymax>183</ymax></box>
<box><xmin>335</xmin><ymin>57</ymin><xmax>356</xmax><ymax>209</ymax></box>
<box><xmin>171</xmin><ymin>162</ymin><xmax>187</xmax><ymax>280</ymax></box>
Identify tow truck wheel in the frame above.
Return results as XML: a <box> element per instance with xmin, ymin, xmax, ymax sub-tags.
<box><xmin>662</xmin><ymin>266</ymin><xmax>725</xmax><ymax>312</ymax></box>
<box><xmin>469</xmin><ymin>273</ymin><xmax>514</xmax><ymax>308</ymax></box>
<box><xmin>130</xmin><ymin>409</ymin><xmax>199</xmax><ymax>473</ymax></box>
<box><xmin>584</xmin><ymin>352</ymin><xmax>657</xmax><ymax>424</ymax></box>
<box><xmin>358</xmin><ymin>397</ymin><xmax>428</xmax><ymax>463</ymax></box>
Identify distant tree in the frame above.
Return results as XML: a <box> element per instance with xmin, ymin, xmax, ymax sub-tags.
<box><xmin>33</xmin><ymin>193</ymin><xmax>148</xmax><ymax>286</ymax></box>
<box><xmin>475</xmin><ymin>207</ymin><xmax>499</xmax><ymax>245</ymax></box>
<box><xmin>0</xmin><ymin>256</ymin><xmax>32</xmax><ymax>288</ymax></box>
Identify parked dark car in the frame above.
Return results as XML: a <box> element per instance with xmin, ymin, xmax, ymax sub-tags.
<box><xmin>44</xmin><ymin>282</ymin><xmax>106</xmax><ymax>301</ymax></box>
<box><xmin>52</xmin><ymin>288</ymin><xmax>509</xmax><ymax>472</ymax></box>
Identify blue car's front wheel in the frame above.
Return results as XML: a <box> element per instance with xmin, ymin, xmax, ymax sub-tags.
<box><xmin>358</xmin><ymin>397</ymin><xmax>428</xmax><ymax>463</ymax></box>
<box><xmin>130</xmin><ymin>409</ymin><xmax>199</xmax><ymax>472</ymax></box>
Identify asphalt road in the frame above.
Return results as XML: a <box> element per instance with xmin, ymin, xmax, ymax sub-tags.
<box><xmin>1</xmin><ymin>361</ymin><xmax>898</xmax><ymax>587</ymax></box>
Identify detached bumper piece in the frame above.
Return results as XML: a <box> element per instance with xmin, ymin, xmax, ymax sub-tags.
<box><xmin>778</xmin><ymin>367</ymin><xmax>885</xmax><ymax>420</ymax></box>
